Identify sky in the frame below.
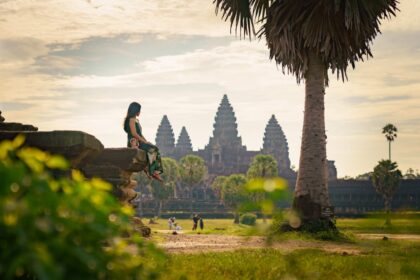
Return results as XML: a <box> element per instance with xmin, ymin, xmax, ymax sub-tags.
<box><xmin>0</xmin><ymin>0</ymin><xmax>419</xmax><ymax>177</ymax></box>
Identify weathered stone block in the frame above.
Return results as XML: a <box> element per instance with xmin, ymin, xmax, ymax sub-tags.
<box><xmin>0</xmin><ymin>130</ymin><xmax>103</xmax><ymax>166</ymax></box>
<box><xmin>85</xmin><ymin>148</ymin><xmax>147</xmax><ymax>172</ymax></box>
<box><xmin>0</xmin><ymin>122</ymin><xmax>38</xmax><ymax>131</ymax></box>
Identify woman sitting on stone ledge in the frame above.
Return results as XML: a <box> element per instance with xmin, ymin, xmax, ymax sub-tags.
<box><xmin>124</xmin><ymin>102</ymin><xmax>163</xmax><ymax>182</ymax></box>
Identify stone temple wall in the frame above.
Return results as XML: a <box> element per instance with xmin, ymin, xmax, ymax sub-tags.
<box><xmin>139</xmin><ymin>179</ymin><xmax>420</xmax><ymax>217</ymax></box>
<box><xmin>0</xmin><ymin>112</ymin><xmax>148</xmax><ymax>205</ymax></box>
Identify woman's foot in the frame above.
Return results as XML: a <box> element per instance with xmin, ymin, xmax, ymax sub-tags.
<box><xmin>151</xmin><ymin>172</ymin><xmax>163</xmax><ymax>182</ymax></box>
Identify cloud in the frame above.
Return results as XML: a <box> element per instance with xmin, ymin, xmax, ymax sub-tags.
<box><xmin>0</xmin><ymin>37</ymin><xmax>47</xmax><ymax>62</ymax></box>
<box><xmin>0</xmin><ymin>0</ymin><xmax>228</xmax><ymax>44</ymax></box>
<box><xmin>0</xmin><ymin>0</ymin><xmax>419</xmax><ymax>177</ymax></box>
<box><xmin>345</xmin><ymin>95</ymin><xmax>413</xmax><ymax>105</ymax></box>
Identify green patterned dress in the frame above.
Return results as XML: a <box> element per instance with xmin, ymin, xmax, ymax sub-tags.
<box><xmin>125</xmin><ymin>118</ymin><xmax>163</xmax><ymax>175</ymax></box>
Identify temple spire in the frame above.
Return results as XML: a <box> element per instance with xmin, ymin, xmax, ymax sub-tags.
<box><xmin>262</xmin><ymin>115</ymin><xmax>292</xmax><ymax>176</ymax></box>
<box><xmin>176</xmin><ymin>126</ymin><xmax>193</xmax><ymax>157</ymax></box>
<box><xmin>155</xmin><ymin>115</ymin><xmax>175</xmax><ymax>157</ymax></box>
<box><xmin>210</xmin><ymin>94</ymin><xmax>241</xmax><ymax>146</ymax></box>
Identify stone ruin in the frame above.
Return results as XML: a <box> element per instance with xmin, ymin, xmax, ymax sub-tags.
<box><xmin>0</xmin><ymin>111</ymin><xmax>151</xmax><ymax>236</ymax></box>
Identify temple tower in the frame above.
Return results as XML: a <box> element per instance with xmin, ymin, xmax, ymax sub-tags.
<box><xmin>262</xmin><ymin>115</ymin><xmax>294</xmax><ymax>178</ymax></box>
<box><xmin>209</xmin><ymin>94</ymin><xmax>242</xmax><ymax>147</ymax></box>
<box><xmin>199</xmin><ymin>94</ymin><xmax>247</xmax><ymax>174</ymax></box>
<box><xmin>155</xmin><ymin>115</ymin><xmax>175</xmax><ymax>157</ymax></box>
<box><xmin>175</xmin><ymin>126</ymin><xmax>193</xmax><ymax>159</ymax></box>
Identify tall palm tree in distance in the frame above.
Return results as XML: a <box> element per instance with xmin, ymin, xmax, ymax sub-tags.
<box><xmin>214</xmin><ymin>0</ymin><xmax>398</xmax><ymax>228</ymax></box>
<box><xmin>382</xmin><ymin>123</ymin><xmax>397</xmax><ymax>161</ymax></box>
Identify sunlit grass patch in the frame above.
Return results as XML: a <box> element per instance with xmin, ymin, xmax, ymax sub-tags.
<box><xmin>164</xmin><ymin>240</ymin><xmax>420</xmax><ymax>280</ymax></box>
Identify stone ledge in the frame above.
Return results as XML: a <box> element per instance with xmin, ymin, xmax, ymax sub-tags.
<box><xmin>0</xmin><ymin>130</ymin><xmax>104</xmax><ymax>166</ymax></box>
<box><xmin>84</xmin><ymin>148</ymin><xmax>147</xmax><ymax>172</ymax></box>
<box><xmin>0</xmin><ymin>122</ymin><xmax>38</xmax><ymax>131</ymax></box>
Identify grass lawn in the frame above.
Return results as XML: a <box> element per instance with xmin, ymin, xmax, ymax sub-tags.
<box><xmin>337</xmin><ymin>212</ymin><xmax>420</xmax><ymax>234</ymax></box>
<box><xmin>147</xmin><ymin>212</ymin><xmax>420</xmax><ymax>236</ymax></box>
<box><xmin>163</xmin><ymin>240</ymin><xmax>420</xmax><ymax>280</ymax></box>
<box><xmin>148</xmin><ymin>218</ymin><xmax>267</xmax><ymax>236</ymax></box>
<box><xmin>145</xmin><ymin>213</ymin><xmax>420</xmax><ymax>279</ymax></box>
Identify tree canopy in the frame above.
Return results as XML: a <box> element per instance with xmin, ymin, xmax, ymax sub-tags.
<box><xmin>221</xmin><ymin>174</ymin><xmax>249</xmax><ymax>210</ymax></box>
<box><xmin>247</xmin><ymin>154</ymin><xmax>278</xmax><ymax>179</ymax></box>
<box><xmin>371</xmin><ymin>159</ymin><xmax>402</xmax><ymax>224</ymax></box>
<box><xmin>214</xmin><ymin>0</ymin><xmax>398</xmax><ymax>84</ymax></box>
<box><xmin>211</xmin><ymin>175</ymin><xmax>227</xmax><ymax>200</ymax></box>
<box><xmin>179</xmin><ymin>155</ymin><xmax>207</xmax><ymax>186</ymax></box>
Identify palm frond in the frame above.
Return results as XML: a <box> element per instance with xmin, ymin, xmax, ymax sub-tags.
<box><xmin>262</xmin><ymin>0</ymin><xmax>398</xmax><ymax>84</ymax></box>
<box><xmin>213</xmin><ymin>0</ymin><xmax>274</xmax><ymax>38</ymax></box>
<box><xmin>214</xmin><ymin>0</ymin><xmax>255</xmax><ymax>38</ymax></box>
<box><xmin>214</xmin><ymin>0</ymin><xmax>399</xmax><ymax>84</ymax></box>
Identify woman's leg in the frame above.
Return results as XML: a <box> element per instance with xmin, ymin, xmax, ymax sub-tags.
<box><xmin>139</xmin><ymin>143</ymin><xmax>164</xmax><ymax>175</ymax></box>
<box><xmin>129</xmin><ymin>138</ymin><xmax>139</xmax><ymax>149</ymax></box>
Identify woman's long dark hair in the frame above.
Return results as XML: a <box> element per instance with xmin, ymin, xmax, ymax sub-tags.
<box><xmin>124</xmin><ymin>102</ymin><xmax>141</xmax><ymax>133</ymax></box>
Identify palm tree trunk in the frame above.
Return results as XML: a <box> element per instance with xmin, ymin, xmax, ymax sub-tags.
<box><xmin>190</xmin><ymin>186</ymin><xmax>194</xmax><ymax>213</ymax></box>
<box><xmin>293</xmin><ymin>52</ymin><xmax>330</xmax><ymax>222</ymax></box>
<box><xmin>234</xmin><ymin>212</ymin><xmax>239</xmax><ymax>224</ymax></box>
<box><xmin>384</xmin><ymin>198</ymin><xmax>391</xmax><ymax>226</ymax></box>
<box><xmin>389</xmin><ymin>141</ymin><xmax>391</xmax><ymax>161</ymax></box>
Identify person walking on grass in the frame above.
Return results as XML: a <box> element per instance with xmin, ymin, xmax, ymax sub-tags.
<box><xmin>168</xmin><ymin>217</ymin><xmax>173</xmax><ymax>230</ymax></box>
<box><xmin>199</xmin><ymin>217</ymin><xmax>204</xmax><ymax>230</ymax></box>
<box><xmin>192</xmin><ymin>214</ymin><xmax>199</xmax><ymax>230</ymax></box>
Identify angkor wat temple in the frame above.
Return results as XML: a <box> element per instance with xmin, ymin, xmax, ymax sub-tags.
<box><xmin>154</xmin><ymin>94</ymin><xmax>336</xmax><ymax>180</ymax></box>
<box><xmin>137</xmin><ymin>95</ymin><xmax>419</xmax><ymax>216</ymax></box>
<box><xmin>1</xmin><ymin>105</ymin><xmax>419</xmax><ymax>217</ymax></box>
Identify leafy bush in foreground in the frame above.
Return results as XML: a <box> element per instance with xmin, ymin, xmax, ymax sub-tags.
<box><xmin>0</xmin><ymin>135</ymin><xmax>165</xmax><ymax>280</ymax></box>
<box><xmin>239</xmin><ymin>213</ymin><xmax>257</xmax><ymax>226</ymax></box>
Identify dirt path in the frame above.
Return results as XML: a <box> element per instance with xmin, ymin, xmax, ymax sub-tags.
<box><xmin>153</xmin><ymin>232</ymin><xmax>420</xmax><ymax>255</ymax></box>
<box><xmin>356</xmin><ymin>233</ymin><xmax>420</xmax><ymax>241</ymax></box>
<box><xmin>158</xmin><ymin>233</ymin><xmax>362</xmax><ymax>255</ymax></box>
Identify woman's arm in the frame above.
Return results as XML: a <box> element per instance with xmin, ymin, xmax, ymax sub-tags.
<box><xmin>129</xmin><ymin>118</ymin><xmax>150</xmax><ymax>144</ymax></box>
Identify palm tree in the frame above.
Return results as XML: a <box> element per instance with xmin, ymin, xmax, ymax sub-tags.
<box><xmin>371</xmin><ymin>160</ymin><xmax>402</xmax><ymax>225</ymax></box>
<box><xmin>221</xmin><ymin>174</ymin><xmax>249</xmax><ymax>223</ymax></box>
<box><xmin>150</xmin><ymin>157</ymin><xmax>179</xmax><ymax>217</ymax></box>
<box><xmin>247</xmin><ymin>154</ymin><xmax>278</xmax><ymax>222</ymax></box>
<box><xmin>179</xmin><ymin>155</ymin><xmax>208</xmax><ymax>212</ymax></box>
<box><xmin>211</xmin><ymin>175</ymin><xmax>227</xmax><ymax>201</ymax></box>
<box><xmin>247</xmin><ymin>154</ymin><xmax>278</xmax><ymax>179</ymax></box>
<box><xmin>382</xmin><ymin>123</ymin><xmax>397</xmax><ymax>161</ymax></box>
<box><xmin>214</xmin><ymin>0</ymin><xmax>398</xmax><ymax>226</ymax></box>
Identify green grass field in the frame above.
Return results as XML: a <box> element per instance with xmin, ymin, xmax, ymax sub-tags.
<box><xmin>149</xmin><ymin>218</ymin><xmax>267</xmax><ymax>236</ymax></box>
<box><xmin>337</xmin><ymin>213</ymin><xmax>420</xmax><ymax>234</ymax></box>
<box><xmin>164</xmin><ymin>241</ymin><xmax>420</xmax><ymax>280</ymax></box>
<box><xmin>147</xmin><ymin>213</ymin><xmax>420</xmax><ymax>279</ymax></box>
<box><xmin>148</xmin><ymin>213</ymin><xmax>420</xmax><ymax>236</ymax></box>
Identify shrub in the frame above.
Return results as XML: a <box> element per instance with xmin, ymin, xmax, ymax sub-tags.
<box><xmin>0</xmin><ymin>135</ymin><xmax>165</xmax><ymax>280</ymax></box>
<box><xmin>239</xmin><ymin>213</ymin><xmax>257</xmax><ymax>225</ymax></box>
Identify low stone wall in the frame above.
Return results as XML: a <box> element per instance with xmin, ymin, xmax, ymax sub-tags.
<box><xmin>0</xmin><ymin>129</ymin><xmax>148</xmax><ymax>204</ymax></box>
<box><xmin>139</xmin><ymin>179</ymin><xmax>420</xmax><ymax>216</ymax></box>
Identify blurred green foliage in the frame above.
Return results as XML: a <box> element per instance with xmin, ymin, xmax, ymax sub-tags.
<box><xmin>241</xmin><ymin>178</ymin><xmax>290</xmax><ymax>215</ymax></box>
<box><xmin>239</xmin><ymin>213</ymin><xmax>257</xmax><ymax>225</ymax></box>
<box><xmin>0</xmin><ymin>135</ymin><xmax>165</xmax><ymax>280</ymax></box>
